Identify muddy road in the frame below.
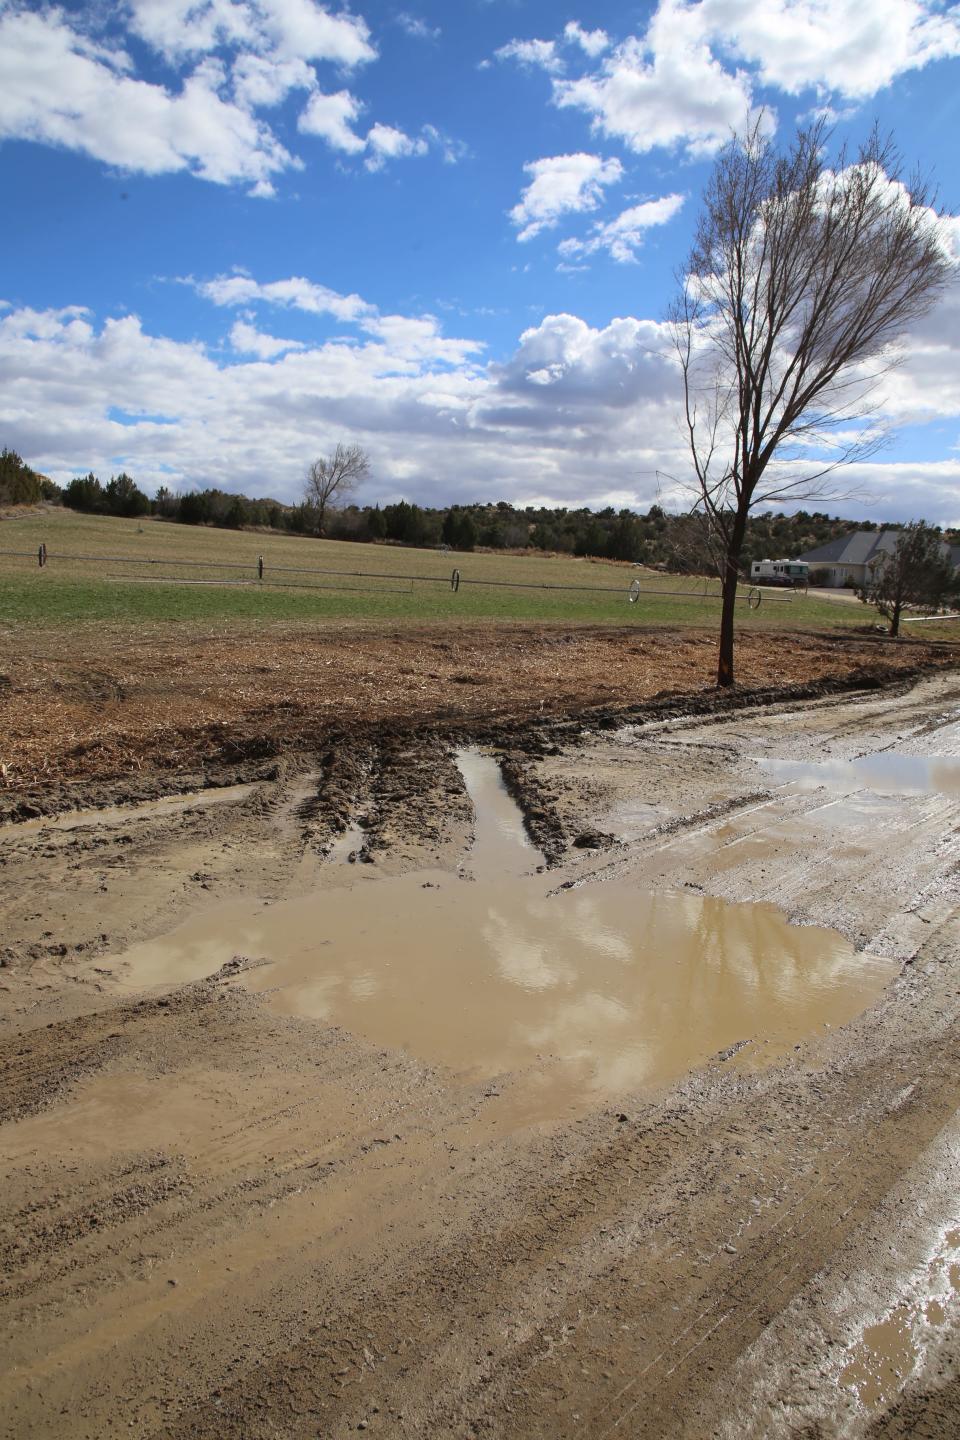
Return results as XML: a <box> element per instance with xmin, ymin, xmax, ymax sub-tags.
<box><xmin>1</xmin><ymin>651</ymin><xmax>959</xmax><ymax>1439</ymax></box>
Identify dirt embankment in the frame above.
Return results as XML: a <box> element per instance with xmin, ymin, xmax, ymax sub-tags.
<box><xmin>1</xmin><ymin>621</ymin><xmax>956</xmax><ymax>818</ymax></box>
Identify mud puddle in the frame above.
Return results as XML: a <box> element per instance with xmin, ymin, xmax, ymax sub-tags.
<box><xmin>108</xmin><ymin>751</ymin><xmax>899</xmax><ymax>1115</ymax></box>
<box><xmin>841</xmin><ymin>1225</ymin><xmax>960</xmax><ymax>1410</ymax></box>
<box><xmin>758</xmin><ymin>751</ymin><xmax>960</xmax><ymax>796</ymax></box>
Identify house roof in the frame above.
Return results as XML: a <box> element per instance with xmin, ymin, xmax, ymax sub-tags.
<box><xmin>799</xmin><ymin>529</ymin><xmax>960</xmax><ymax>569</ymax></box>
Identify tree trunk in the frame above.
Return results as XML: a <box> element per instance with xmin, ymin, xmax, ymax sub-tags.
<box><xmin>890</xmin><ymin>600</ymin><xmax>901</xmax><ymax>638</ymax></box>
<box><xmin>717</xmin><ymin>562</ymin><xmax>739</xmax><ymax>686</ymax></box>
<box><xmin>717</xmin><ymin>514</ymin><xmax>748</xmax><ymax>687</ymax></box>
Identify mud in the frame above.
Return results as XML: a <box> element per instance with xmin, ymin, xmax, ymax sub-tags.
<box><xmin>2</xmin><ymin>620</ymin><xmax>957</xmax><ymax>819</ymax></box>
<box><xmin>1</xmin><ymin>662</ymin><xmax>959</xmax><ymax>1439</ymax></box>
<box><xmin>103</xmin><ymin>750</ymin><xmax>898</xmax><ymax>1116</ymax></box>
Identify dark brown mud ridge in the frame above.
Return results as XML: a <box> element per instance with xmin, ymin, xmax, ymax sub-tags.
<box><xmin>1</xmin><ymin>656</ymin><xmax>953</xmax><ymax>862</ymax></box>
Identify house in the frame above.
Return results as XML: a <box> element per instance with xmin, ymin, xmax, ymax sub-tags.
<box><xmin>798</xmin><ymin>529</ymin><xmax>960</xmax><ymax>588</ymax></box>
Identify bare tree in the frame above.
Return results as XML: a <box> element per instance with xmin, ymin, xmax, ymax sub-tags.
<box><xmin>670</xmin><ymin>119</ymin><xmax>953</xmax><ymax>685</ymax></box>
<box><xmin>304</xmin><ymin>443</ymin><xmax>370</xmax><ymax>535</ymax></box>
<box><xmin>856</xmin><ymin>521</ymin><xmax>957</xmax><ymax>636</ymax></box>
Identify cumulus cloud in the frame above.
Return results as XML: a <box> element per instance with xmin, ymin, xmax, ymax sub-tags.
<box><xmin>698</xmin><ymin>0</ymin><xmax>960</xmax><ymax>100</ymax></box>
<box><xmin>125</xmin><ymin>0</ymin><xmax>376</xmax><ymax>68</ymax></box>
<box><xmin>1</xmin><ymin>288</ymin><xmax>958</xmax><ymax>523</ymax></box>
<box><xmin>0</xmin><ymin>298</ymin><xmax>684</xmax><ymax>510</ymax></box>
<box><xmin>555</xmin><ymin>6</ymin><xmax>759</xmax><ymax>159</ymax></box>
<box><xmin>193</xmin><ymin>272</ymin><xmax>376</xmax><ymax>322</ymax></box>
<box><xmin>364</xmin><ymin>122</ymin><xmax>429</xmax><ymax>171</ymax></box>
<box><xmin>515</xmin><ymin>1</ymin><xmax>959</xmax><ymax>162</ymax></box>
<box><xmin>297</xmin><ymin>95</ymin><xmax>436</xmax><ymax>168</ymax></box>
<box><xmin>495</xmin><ymin>38</ymin><xmax>564</xmax><ymax>74</ymax></box>
<box><xmin>297</xmin><ymin>87</ymin><xmax>367</xmax><ymax>152</ymax></box>
<box><xmin>0</xmin><ymin>8</ymin><xmax>298</xmax><ymax>188</ymax></box>
<box><xmin>232</xmin><ymin>53</ymin><xmax>315</xmax><ymax>108</ymax></box>
<box><xmin>0</xmin><ymin>1</ymin><xmax>444</xmax><ymax>189</ymax></box>
<box><xmin>563</xmin><ymin>21</ymin><xmax>610</xmax><ymax>57</ymax></box>
<box><xmin>510</xmin><ymin>154</ymin><xmax>624</xmax><ymax>243</ymax></box>
<box><xmin>397</xmin><ymin>13</ymin><xmax>441</xmax><ymax>41</ymax></box>
<box><xmin>559</xmin><ymin>193</ymin><xmax>686</xmax><ymax>263</ymax></box>
<box><xmin>229</xmin><ymin>319</ymin><xmax>305</xmax><ymax>357</ymax></box>
<box><xmin>360</xmin><ymin>314</ymin><xmax>484</xmax><ymax>366</ymax></box>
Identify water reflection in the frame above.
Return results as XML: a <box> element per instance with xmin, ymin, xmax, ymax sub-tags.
<box><xmin>107</xmin><ymin>748</ymin><xmax>899</xmax><ymax>1109</ymax></box>
<box><xmin>114</xmin><ymin>867</ymin><xmax>896</xmax><ymax>1102</ymax></box>
<box><xmin>759</xmin><ymin>752</ymin><xmax>960</xmax><ymax>797</ymax></box>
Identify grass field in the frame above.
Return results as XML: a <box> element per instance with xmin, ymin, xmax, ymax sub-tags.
<box><xmin>0</xmin><ymin>506</ymin><xmax>916</xmax><ymax>633</ymax></box>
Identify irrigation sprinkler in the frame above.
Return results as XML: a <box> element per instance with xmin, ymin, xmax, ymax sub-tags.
<box><xmin>627</xmin><ymin>578</ymin><xmax>782</xmax><ymax>609</ymax></box>
<box><xmin>0</xmin><ymin>545</ymin><xmax>795</xmax><ymax>607</ymax></box>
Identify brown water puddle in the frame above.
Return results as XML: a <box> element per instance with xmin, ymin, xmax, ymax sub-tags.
<box><xmin>841</xmin><ymin>1226</ymin><xmax>960</xmax><ymax>1410</ymax></box>
<box><xmin>108</xmin><ymin>752</ymin><xmax>898</xmax><ymax>1113</ymax></box>
<box><xmin>758</xmin><ymin>752</ymin><xmax>960</xmax><ymax>797</ymax></box>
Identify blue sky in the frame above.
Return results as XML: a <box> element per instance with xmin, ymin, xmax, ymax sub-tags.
<box><xmin>1</xmin><ymin>0</ymin><xmax>959</xmax><ymax>522</ymax></box>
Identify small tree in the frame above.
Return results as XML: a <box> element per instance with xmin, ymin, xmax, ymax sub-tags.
<box><xmin>64</xmin><ymin>473</ymin><xmax>105</xmax><ymax>513</ymax></box>
<box><xmin>304</xmin><ymin>443</ymin><xmax>370</xmax><ymax>536</ymax></box>
<box><xmin>857</xmin><ymin>522</ymin><xmax>957</xmax><ymax>635</ymax></box>
<box><xmin>671</xmin><ymin>119</ymin><xmax>954</xmax><ymax>686</ymax></box>
<box><xmin>104</xmin><ymin>472</ymin><xmax>150</xmax><ymax>517</ymax></box>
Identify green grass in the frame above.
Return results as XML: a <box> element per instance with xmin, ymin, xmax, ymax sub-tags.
<box><xmin>0</xmin><ymin>508</ymin><xmax>869</xmax><ymax>633</ymax></box>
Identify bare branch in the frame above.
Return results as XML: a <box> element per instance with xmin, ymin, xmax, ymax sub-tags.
<box><xmin>304</xmin><ymin>443</ymin><xmax>371</xmax><ymax>536</ymax></box>
<box><xmin>670</xmin><ymin>119</ymin><xmax>955</xmax><ymax>685</ymax></box>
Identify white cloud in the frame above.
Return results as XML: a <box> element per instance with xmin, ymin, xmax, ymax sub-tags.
<box><xmin>194</xmin><ymin>272</ymin><xmax>376</xmax><ymax>322</ymax></box>
<box><xmin>0</xmin><ymin>300</ymin><xmax>684</xmax><ymax>510</ymax></box>
<box><xmin>548</xmin><ymin>0</ymin><xmax>960</xmax><ymax>160</ymax></box>
<box><xmin>125</xmin><ymin>0</ymin><xmax>376</xmax><ymax>68</ymax></box>
<box><xmin>698</xmin><ymin>0</ymin><xmax>960</xmax><ymax>100</ymax></box>
<box><xmin>229</xmin><ymin>319</ymin><xmax>305</xmax><ymax>357</ymax></box>
<box><xmin>364</xmin><ymin>122</ymin><xmax>428</xmax><ymax>171</ymax></box>
<box><xmin>563</xmin><ymin>21</ymin><xmax>610</xmax><ymax>57</ymax></box>
<box><xmin>232</xmin><ymin>53</ymin><xmax>314</xmax><ymax>108</ymax></box>
<box><xmin>360</xmin><ymin>314</ymin><xmax>483</xmax><ymax>366</ymax></box>
<box><xmin>510</xmin><ymin>154</ymin><xmax>624</xmax><ymax>243</ymax></box>
<box><xmin>297</xmin><ymin>87</ymin><xmax>366</xmax><ymax>152</ymax></box>
<box><xmin>555</xmin><ymin>7</ymin><xmax>759</xmax><ymax>159</ymax></box>
<box><xmin>298</xmin><ymin>97</ymin><xmax>439</xmax><ymax>169</ymax></box>
<box><xmin>559</xmin><ymin>193</ymin><xmax>686</xmax><ymax>263</ymax></box>
<box><xmin>0</xmin><ymin>2</ymin><xmax>445</xmax><ymax>189</ymax></box>
<box><xmin>397</xmin><ymin>13</ymin><xmax>441</xmax><ymax>41</ymax></box>
<box><xmin>422</xmin><ymin>124</ymin><xmax>469</xmax><ymax>166</ymax></box>
<box><xmin>495</xmin><ymin>38</ymin><xmax>564</xmax><ymax>75</ymax></box>
<box><xmin>2</xmin><ymin>284</ymin><xmax>958</xmax><ymax>524</ymax></box>
<box><xmin>124</xmin><ymin>0</ymin><xmax>255</xmax><ymax>61</ymax></box>
<box><xmin>258</xmin><ymin>0</ymin><xmax>376</xmax><ymax>66</ymax></box>
<box><xmin>0</xmin><ymin>8</ymin><xmax>298</xmax><ymax>188</ymax></box>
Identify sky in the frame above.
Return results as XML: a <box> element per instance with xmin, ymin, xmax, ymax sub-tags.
<box><xmin>1</xmin><ymin>0</ymin><xmax>959</xmax><ymax>524</ymax></box>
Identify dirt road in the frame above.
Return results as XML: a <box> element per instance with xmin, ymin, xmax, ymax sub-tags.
<box><xmin>1</xmin><ymin>647</ymin><xmax>959</xmax><ymax>1439</ymax></box>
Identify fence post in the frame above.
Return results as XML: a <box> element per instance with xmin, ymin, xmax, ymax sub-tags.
<box><xmin>38</xmin><ymin>543</ymin><xmax>47</xmax><ymax>568</ymax></box>
<box><xmin>258</xmin><ymin>555</ymin><xmax>264</xmax><ymax>581</ymax></box>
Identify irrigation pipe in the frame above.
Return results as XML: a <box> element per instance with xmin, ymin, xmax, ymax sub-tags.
<box><xmin>1</xmin><ymin>546</ymin><xmax>794</xmax><ymax>603</ymax></box>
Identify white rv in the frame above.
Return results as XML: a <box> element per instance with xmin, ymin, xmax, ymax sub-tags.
<box><xmin>750</xmin><ymin>557</ymin><xmax>809</xmax><ymax>587</ymax></box>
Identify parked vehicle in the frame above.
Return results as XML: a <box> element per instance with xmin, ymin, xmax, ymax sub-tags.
<box><xmin>750</xmin><ymin>557</ymin><xmax>810</xmax><ymax>587</ymax></box>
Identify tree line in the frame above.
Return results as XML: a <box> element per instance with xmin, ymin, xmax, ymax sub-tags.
<box><xmin>8</xmin><ymin>443</ymin><xmax>951</xmax><ymax>577</ymax></box>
